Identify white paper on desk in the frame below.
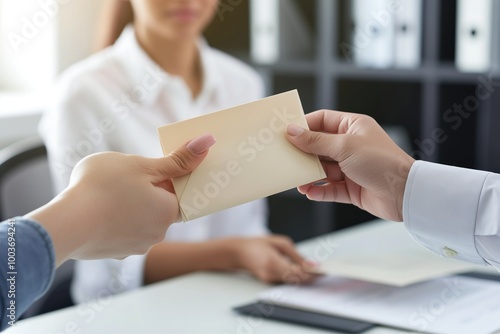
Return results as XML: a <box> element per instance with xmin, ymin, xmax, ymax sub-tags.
<box><xmin>317</xmin><ymin>252</ymin><xmax>477</xmax><ymax>287</ymax></box>
<box><xmin>259</xmin><ymin>275</ymin><xmax>500</xmax><ymax>334</ymax></box>
<box><xmin>308</xmin><ymin>223</ymin><xmax>477</xmax><ymax>286</ymax></box>
<box><xmin>157</xmin><ymin>90</ymin><xmax>326</xmax><ymax>221</ymax></box>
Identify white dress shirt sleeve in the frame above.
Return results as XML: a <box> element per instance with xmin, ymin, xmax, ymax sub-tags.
<box><xmin>403</xmin><ymin>160</ymin><xmax>500</xmax><ymax>271</ymax></box>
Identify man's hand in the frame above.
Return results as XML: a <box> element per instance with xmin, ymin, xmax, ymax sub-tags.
<box><xmin>287</xmin><ymin>110</ymin><xmax>415</xmax><ymax>222</ymax></box>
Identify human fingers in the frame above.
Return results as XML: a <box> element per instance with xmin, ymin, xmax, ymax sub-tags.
<box><xmin>297</xmin><ymin>161</ymin><xmax>342</xmax><ymax>193</ymax></box>
<box><xmin>282</xmin><ymin>263</ymin><xmax>321</xmax><ymax>285</ymax></box>
<box><xmin>145</xmin><ymin>134</ymin><xmax>216</xmax><ymax>183</ymax></box>
<box><xmin>268</xmin><ymin>236</ymin><xmax>306</xmax><ymax>265</ymax></box>
<box><xmin>303</xmin><ymin>109</ymin><xmax>364</xmax><ymax>134</ymax></box>
<box><xmin>302</xmin><ymin>182</ymin><xmax>353</xmax><ymax>204</ymax></box>
<box><xmin>286</xmin><ymin>125</ymin><xmax>350</xmax><ymax>163</ymax></box>
<box><xmin>252</xmin><ymin>250</ymin><xmax>292</xmax><ymax>284</ymax></box>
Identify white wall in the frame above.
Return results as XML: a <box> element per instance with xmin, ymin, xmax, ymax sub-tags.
<box><xmin>56</xmin><ymin>0</ymin><xmax>104</xmax><ymax>73</ymax></box>
<box><xmin>0</xmin><ymin>0</ymin><xmax>58</xmax><ymax>91</ymax></box>
<box><xmin>0</xmin><ymin>0</ymin><xmax>104</xmax><ymax>91</ymax></box>
<box><xmin>0</xmin><ymin>0</ymin><xmax>105</xmax><ymax>149</ymax></box>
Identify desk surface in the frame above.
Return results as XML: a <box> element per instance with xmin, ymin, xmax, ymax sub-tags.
<box><xmin>7</xmin><ymin>220</ymin><xmax>496</xmax><ymax>334</ymax></box>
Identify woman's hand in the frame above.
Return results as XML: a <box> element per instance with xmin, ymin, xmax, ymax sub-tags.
<box><xmin>26</xmin><ymin>134</ymin><xmax>216</xmax><ymax>265</ymax></box>
<box><xmin>230</xmin><ymin>235</ymin><xmax>318</xmax><ymax>284</ymax></box>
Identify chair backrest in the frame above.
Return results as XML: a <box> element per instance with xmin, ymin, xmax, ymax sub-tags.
<box><xmin>0</xmin><ymin>137</ymin><xmax>54</xmax><ymax>220</ymax></box>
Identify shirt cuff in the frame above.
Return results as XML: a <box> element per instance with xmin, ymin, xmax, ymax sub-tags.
<box><xmin>403</xmin><ymin>161</ymin><xmax>489</xmax><ymax>265</ymax></box>
<box><xmin>475</xmin><ymin>173</ymin><xmax>500</xmax><ymax>270</ymax></box>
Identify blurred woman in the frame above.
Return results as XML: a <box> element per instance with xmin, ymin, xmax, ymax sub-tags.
<box><xmin>40</xmin><ymin>0</ymin><xmax>314</xmax><ymax>303</ymax></box>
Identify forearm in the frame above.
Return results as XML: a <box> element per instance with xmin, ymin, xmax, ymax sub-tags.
<box><xmin>144</xmin><ymin>239</ymin><xmax>240</xmax><ymax>284</ymax></box>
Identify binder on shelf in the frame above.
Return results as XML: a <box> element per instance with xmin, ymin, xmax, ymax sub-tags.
<box><xmin>250</xmin><ymin>0</ymin><xmax>279</xmax><ymax>64</ymax></box>
<box><xmin>351</xmin><ymin>0</ymin><xmax>395</xmax><ymax>68</ymax></box>
<box><xmin>394</xmin><ymin>0</ymin><xmax>422</xmax><ymax>68</ymax></box>
<box><xmin>456</xmin><ymin>0</ymin><xmax>494</xmax><ymax>72</ymax></box>
<box><xmin>250</xmin><ymin>0</ymin><xmax>313</xmax><ymax>64</ymax></box>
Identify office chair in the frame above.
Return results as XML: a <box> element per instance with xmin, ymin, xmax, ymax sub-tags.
<box><xmin>0</xmin><ymin>137</ymin><xmax>53</xmax><ymax>220</ymax></box>
<box><xmin>0</xmin><ymin>137</ymin><xmax>74</xmax><ymax>317</ymax></box>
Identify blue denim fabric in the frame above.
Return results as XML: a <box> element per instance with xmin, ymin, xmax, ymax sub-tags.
<box><xmin>0</xmin><ymin>218</ymin><xmax>55</xmax><ymax>331</ymax></box>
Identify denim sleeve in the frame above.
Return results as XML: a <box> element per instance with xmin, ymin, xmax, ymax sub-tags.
<box><xmin>0</xmin><ymin>218</ymin><xmax>55</xmax><ymax>331</ymax></box>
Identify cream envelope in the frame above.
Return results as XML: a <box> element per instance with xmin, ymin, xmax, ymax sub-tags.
<box><xmin>157</xmin><ymin>90</ymin><xmax>326</xmax><ymax>221</ymax></box>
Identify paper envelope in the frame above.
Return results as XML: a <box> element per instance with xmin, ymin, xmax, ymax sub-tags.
<box><xmin>157</xmin><ymin>90</ymin><xmax>326</xmax><ymax>221</ymax></box>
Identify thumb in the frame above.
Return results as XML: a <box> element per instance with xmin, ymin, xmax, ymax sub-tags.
<box><xmin>149</xmin><ymin>134</ymin><xmax>216</xmax><ymax>182</ymax></box>
<box><xmin>286</xmin><ymin>124</ymin><xmax>344</xmax><ymax>161</ymax></box>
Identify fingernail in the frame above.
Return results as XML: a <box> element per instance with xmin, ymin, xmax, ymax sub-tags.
<box><xmin>304</xmin><ymin>260</ymin><xmax>319</xmax><ymax>269</ymax></box>
<box><xmin>186</xmin><ymin>134</ymin><xmax>216</xmax><ymax>155</ymax></box>
<box><xmin>287</xmin><ymin>124</ymin><xmax>304</xmax><ymax>137</ymax></box>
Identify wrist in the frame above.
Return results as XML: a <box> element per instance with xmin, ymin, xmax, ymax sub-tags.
<box><xmin>213</xmin><ymin>238</ymin><xmax>245</xmax><ymax>270</ymax></box>
<box><xmin>25</xmin><ymin>187</ymin><xmax>90</xmax><ymax>266</ymax></box>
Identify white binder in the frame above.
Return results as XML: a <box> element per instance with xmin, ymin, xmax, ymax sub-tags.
<box><xmin>250</xmin><ymin>0</ymin><xmax>279</xmax><ymax>64</ymax></box>
<box><xmin>456</xmin><ymin>0</ymin><xmax>494</xmax><ymax>72</ymax></box>
<box><xmin>250</xmin><ymin>0</ymin><xmax>313</xmax><ymax>64</ymax></box>
<box><xmin>351</xmin><ymin>0</ymin><xmax>395</xmax><ymax>68</ymax></box>
<box><xmin>394</xmin><ymin>0</ymin><xmax>422</xmax><ymax>68</ymax></box>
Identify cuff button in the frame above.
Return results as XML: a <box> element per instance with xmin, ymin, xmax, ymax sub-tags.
<box><xmin>443</xmin><ymin>247</ymin><xmax>458</xmax><ymax>257</ymax></box>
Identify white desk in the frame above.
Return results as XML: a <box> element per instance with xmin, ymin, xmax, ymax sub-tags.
<box><xmin>7</xmin><ymin>220</ymin><xmax>496</xmax><ymax>334</ymax></box>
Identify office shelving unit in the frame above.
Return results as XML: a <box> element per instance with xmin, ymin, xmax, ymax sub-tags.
<box><xmin>205</xmin><ymin>0</ymin><xmax>500</xmax><ymax>240</ymax></box>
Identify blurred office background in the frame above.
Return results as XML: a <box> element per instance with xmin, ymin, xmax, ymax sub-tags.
<box><xmin>1</xmin><ymin>0</ymin><xmax>500</xmax><ymax>241</ymax></box>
